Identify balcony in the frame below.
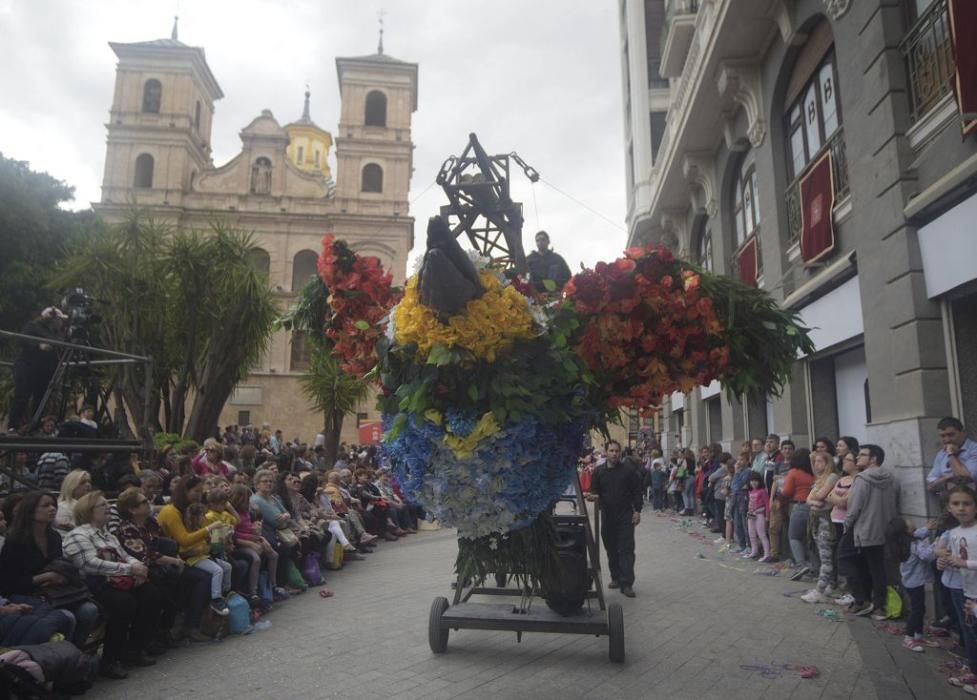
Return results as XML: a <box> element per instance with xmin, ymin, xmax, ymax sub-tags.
<box><xmin>660</xmin><ymin>0</ymin><xmax>699</xmax><ymax>78</ymax></box>
<box><xmin>785</xmin><ymin>127</ymin><xmax>850</xmax><ymax>247</ymax></box>
<box><xmin>901</xmin><ymin>0</ymin><xmax>955</xmax><ymax>122</ymax></box>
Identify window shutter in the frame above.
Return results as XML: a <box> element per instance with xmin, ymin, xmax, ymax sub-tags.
<box><xmin>949</xmin><ymin>0</ymin><xmax>977</xmax><ymax>137</ymax></box>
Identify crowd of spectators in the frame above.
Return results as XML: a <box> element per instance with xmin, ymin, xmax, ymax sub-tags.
<box><xmin>0</xmin><ymin>418</ymin><xmax>425</xmax><ymax>691</ymax></box>
<box><xmin>584</xmin><ymin>416</ymin><xmax>977</xmax><ymax>695</ymax></box>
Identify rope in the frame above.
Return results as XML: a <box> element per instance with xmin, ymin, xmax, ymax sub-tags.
<box><xmin>539</xmin><ymin>178</ymin><xmax>627</xmax><ymax>233</ymax></box>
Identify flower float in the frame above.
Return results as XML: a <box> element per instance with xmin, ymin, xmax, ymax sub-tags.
<box><xmin>309</xmin><ymin>217</ymin><xmax>813</xmax><ymax>587</ymax></box>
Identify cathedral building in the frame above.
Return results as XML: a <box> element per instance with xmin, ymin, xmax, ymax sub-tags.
<box><xmin>94</xmin><ymin>25</ymin><xmax>418</xmax><ymax>443</ymax></box>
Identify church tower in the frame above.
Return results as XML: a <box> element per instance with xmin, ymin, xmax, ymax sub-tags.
<box><xmin>99</xmin><ymin>19</ymin><xmax>223</xmax><ymax>208</ymax></box>
<box><xmin>333</xmin><ymin>38</ymin><xmax>418</xmax><ymax>218</ymax></box>
<box><xmin>285</xmin><ymin>89</ymin><xmax>334</xmax><ymax>182</ymax></box>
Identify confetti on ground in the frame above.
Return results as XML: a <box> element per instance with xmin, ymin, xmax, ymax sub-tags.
<box><xmin>872</xmin><ymin>622</ymin><xmax>903</xmax><ymax>636</ymax></box>
<box><xmin>817</xmin><ymin>608</ymin><xmax>842</xmax><ymax>622</ymax></box>
<box><xmin>926</xmin><ymin>625</ymin><xmax>951</xmax><ymax>637</ymax></box>
<box><xmin>740</xmin><ymin>663</ymin><xmax>820</xmax><ymax>680</ymax></box>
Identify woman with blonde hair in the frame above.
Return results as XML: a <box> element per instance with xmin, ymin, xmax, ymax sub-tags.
<box><xmin>55</xmin><ymin>469</ymin><xmax>92</xmax><ymax>530</ymax></box>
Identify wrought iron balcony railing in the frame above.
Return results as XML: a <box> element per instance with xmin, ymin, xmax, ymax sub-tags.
<box><xmin>901</xmin><ymin>0</ymin><xmax>955</xmax><ymax>122</ymax></box>
<box><xmin>785</xmin><ymin>127</ymin><xmax>850</xmax><ymax>247</ymax></box>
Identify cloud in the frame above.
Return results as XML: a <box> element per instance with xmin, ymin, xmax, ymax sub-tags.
<box><xmin>0</xmin><ymin>0</ymin><xmax>626</xmax><ymax>271</ymax></box>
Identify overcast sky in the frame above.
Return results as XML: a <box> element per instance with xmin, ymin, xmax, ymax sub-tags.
<box><xmin>0</xmin><ymin>0</ymin><xmax>627</xmax><ymax>272</ymax></box>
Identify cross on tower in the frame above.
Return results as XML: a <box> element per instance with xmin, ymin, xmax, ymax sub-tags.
<box><xmin>377</xmin><ymin>9</ymin><xmax>387</xmax><ymax>54</ymax></box>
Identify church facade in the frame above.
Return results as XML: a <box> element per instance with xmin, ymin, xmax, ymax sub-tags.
<box><xmin>94</xmin><ymin>29</ymin><xmax>418</xmax><ymax>444</ymax></box>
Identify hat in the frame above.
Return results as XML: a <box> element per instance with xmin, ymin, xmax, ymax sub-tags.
<box><xmin>41</xmin><ymin>307</ymin><xmax>68</xmax><ymax>320</ymax></box>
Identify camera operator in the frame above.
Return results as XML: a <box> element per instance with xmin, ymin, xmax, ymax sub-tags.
<box><xmin>7</xmin><ymin>307</ymin><xmax>66</xmax><ymax>433</ymax></box>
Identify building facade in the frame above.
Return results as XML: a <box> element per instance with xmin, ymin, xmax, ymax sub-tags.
<box><xmin>95</xmin><ymin>29</ymin><xmax>418</xmax><ymax>444</ymax></box>
<box><xmin>620</xmin><ymin>0</ymin><xmax>977</xmax><ymax>518</ymax></box>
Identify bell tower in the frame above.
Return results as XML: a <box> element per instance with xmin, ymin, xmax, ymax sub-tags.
<box><xmin>99</xmin><ymin>19</ymin><xmax>223</xmax><ymax>208</ymax></box>
<box><xmin>334</xmin><ymin>40</ymin><xmax>418</xmax><ymax>216</ymax></box>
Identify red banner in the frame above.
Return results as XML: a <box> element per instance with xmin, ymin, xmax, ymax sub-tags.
<box><xmin>799</xmin><ymin>151</ymin><xmax>835</xmax><ymax>264</ymax></box>
<box><xmin>949</xmin><ymin>0</ymin><xmax>977</xmax><ymax>137</ymax></box>
<box><xmin>736</xmin><ymin>236</ymin><xmax>758</xmax><ymax>288</ymax></box>
<box><xmin>358</xmin><ymin>422</ymin><xmax>383</xmax><ymax>445</ymax></box>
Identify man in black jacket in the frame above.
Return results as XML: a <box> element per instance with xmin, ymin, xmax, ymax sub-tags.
<box><xmin>587</xmin><ymin>440</ymin><xmax>643</xmax><ymax>597</ymax></box>
<box><xmin>526</xmin><ymin>231</ymin><xmax>572</xmax><ymax>293</ymax></box>
<box><xmin>8</xmin><ymin>308</ymin><xmax>66</xmax><ymax>432</ymax></box>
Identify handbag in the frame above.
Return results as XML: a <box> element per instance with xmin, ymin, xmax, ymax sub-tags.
<box><xmin>36</xmin><ymin>560</ymin><xmax>91</xmax><ymax>609</ymax></box>
<box><xmin>277</xmin><ymin>526</ymin><xmax>299</xmax><ymax>548</ymax></box>
<box><xmin>301</xmin><ymin>552</ymin><xmax>324</xmax><ymax>586</ymax></box>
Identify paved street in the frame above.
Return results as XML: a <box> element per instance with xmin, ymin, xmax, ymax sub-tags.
<box><xmin>87</xmin><ymin>510</ymin><xmax>945</xmax><ymax>700</ymax></box>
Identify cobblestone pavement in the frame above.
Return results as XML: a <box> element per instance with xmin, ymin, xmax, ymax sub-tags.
<box><xmin>86</xmin><ymin>509</ymin><xmax>923</xmax><ymax>700</ymax></box>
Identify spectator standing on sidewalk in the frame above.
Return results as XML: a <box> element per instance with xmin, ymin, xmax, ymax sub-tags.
<box><xmin>841</xmin><ymin>444</ymin><xmax>898</xmax><ymax>618</ymax></box>
<box><xmin>927</xmin><ymin>417</ymin><xmax>977</xmax><ymax>498</ymax></box>
<box><xmin>938</xmin><ymin>486</ymin><xmax>977</xmax><ymax>691</ymax></box>
<box><xmin>783</xmin><ymin>449</ymin><xmax>815</xmax><ymax>580</ymax></box>
<box><xmin>900</xmin><ymin>519</ymin><xmax>937</xmax><ymax>653</ymax></box>
<box><xmin>586</xmin><ymin>440</ymin><xmax>643</xmax><ymax>598</ymax></box>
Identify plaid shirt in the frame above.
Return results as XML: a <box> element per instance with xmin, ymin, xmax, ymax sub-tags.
<box><xmin>62</xmin><ymin>524</ymin><xmax>138</xmax><ymax>577</ymax></box>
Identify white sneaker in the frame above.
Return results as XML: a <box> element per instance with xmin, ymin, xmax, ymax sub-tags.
<box><xmin>823</xmin><ymin>585</ymin><xmax>836</xmax><ymax>597</ymax></box>
<box><xmin>801</xmin><ymin>589</ymin><xmax>826</xmax><ymax>604</ymax></box>
<box><xmin>835</xmin><ymin>593</ymin><xmax>855</xmax><ymax>606</ymax></box>
<box><xmin>713</xmin><ymin>536</ymin><xmax>725</xmax><ymax>545</ymax></box>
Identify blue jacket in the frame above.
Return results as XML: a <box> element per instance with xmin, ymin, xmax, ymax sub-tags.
<box><xmin>900</xmin><ymin>527</ymin><xmax>936</xmax><ymax>589</ymax></box>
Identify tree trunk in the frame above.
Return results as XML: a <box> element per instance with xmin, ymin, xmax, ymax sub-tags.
<box><xmin>323</xmin><ymin>408</ymin><xmax>344</xmax><ymax>468</ymax></box>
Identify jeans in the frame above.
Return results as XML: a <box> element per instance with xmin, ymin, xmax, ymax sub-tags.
<box><xmin>63</xmin><ymin>600</ymin><xmax>100</xmax><ymax>647</ymax></box>
<box><xmin>195</xmin><ymin>557</ymin><xmax>232</xmax><ymax>598</ymax></box>
<box><xmin>682</xmin><ymin>483</ymin><xmax>695</xmax><ymax>513</ymax></box>
<box><xmin>600</xmin><ymin>508</ymin><xmax>636</xmax><ymax>586</ymax></box>
<box><xmin>732</xmin><ymin>494</ymin><xmax>749</xmax><ymax>549</ymax></box>
<box><xmin>951</xmin><ymin>588</ymin><xmax>977</xmax><ymax>674</ymax></box>
<box><xmin>748</xmin><ymin>512</ymin><xmax>770</xmax><ymax>557</ymax></box>
<box><xmin>651</xmin><ymin>487</ymin><xmax>666</xmax><ymax>511</ymax></box>
<box><xmin>788</xmin><ymin>503</ymin><xmax>810</xmax><ymax>567</ymax></box>
<box><xmin>905</xmin><ymin>585</ymin><xmax>926</xmax><ymax>638</ymax></box>
<box><xmin>768</xmin><ymin>499</ymin><xmax>785</xmax><ymax>560</ymax></box>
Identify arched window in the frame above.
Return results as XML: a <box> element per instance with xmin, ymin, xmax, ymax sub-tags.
<box><xmin>696</xmin><ymin>228</ymin><xmax>713</xmax><ymax>272</ymax></box>
<box><xmin>194</xmin><ymin>100</ymin><xmax>202</xmax><ymax>131</ymax></box>
<box><xmin>733</xmin><ymin>159</ymin><xmax>760</xmax><ymax>248</ymax></box>
<box><xmin>297</xmin><ymin>146</ymin><xmax>304</xmax><ymax>164</ymax></box>
<box><xmin>364</xmin><ymin>91</ymin><xmax>387</xmax><ymax>127</ymax></box>
<box><xmin>250</xmin><ymin>157</ymin><xmax>272</xmax><ymax>195</ymax></box>
<box><xmin>361</xmin><ymin>163</ymin><xmax>383</xmax><ymax>193</ymax></box>
<box><xmin>142</xmin><ymin>79</ymin><xmax>162</xmax><ymax>114</ymax></box>
<box><xmin>290</xmin><ymin>331</ymin><xmax>312</xmax><ymax>372</ymax></box>
<box><xmin>133</xmin><ymin>154</ymin><xmax>154</xmax><ymax>188</ymax></box>
<box><xmin>291</xmin><ymin>250</ymin><xmax>319</xmax><ymax>292</ymax></box>
<box><xmin>784</xmin><ymin>20</ymin><xmax>841</xmax><ymax>180</ymax></box>
<box><xmin>248</xmin><ymin>248</ymin><xmax>271</xmax><ymax>276</ymax></box>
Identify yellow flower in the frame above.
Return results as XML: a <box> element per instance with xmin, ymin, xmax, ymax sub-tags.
<box><xmin>443</xmin><ymin>412</ymin><xmax>500</xmax><ymax>459</ymax></box>
<box><xmin>394</xmin><ymin>272</ymin><xmax>536</xmax><ymax>362</ymax></box>
<box><xmin>424</xmin><ymin>409</ymin><xmax>443</xmax><ymax>425</ymax></box>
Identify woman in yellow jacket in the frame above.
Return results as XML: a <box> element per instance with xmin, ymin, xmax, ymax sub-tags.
<box><xmin>157</xmin><ymin>475</ymin><xmax>230</xmax><ymax>616</ymax></box>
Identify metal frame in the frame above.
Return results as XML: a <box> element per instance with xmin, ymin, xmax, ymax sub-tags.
<box><xmin>429</xmin><ymin>473</ymin><xmax>625</xmax><ymax>662</ymax></box>
<box><xmin>436</xmin><ymin>133</ymin><xmax>539</xmax><ymax>274</ymax></box>
<box><xmin>0</xmin><ymin>329</ymin><xmax>152</xmax><ymax>459</ymax></box>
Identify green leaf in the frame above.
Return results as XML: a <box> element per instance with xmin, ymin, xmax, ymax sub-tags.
<box><xmin>543</xmin><ymin>279</ymin><xmax>557</xmax><ymax>292</ymax></box>
<box><xmin>467</xmin><ymin>384</ymin><xmax>479</xmax><ymax>402</ymax></box>
<box><xmin>354</xmin><ymin>320</ymin><xmax>370</xmax><ymax>330</ymax></box>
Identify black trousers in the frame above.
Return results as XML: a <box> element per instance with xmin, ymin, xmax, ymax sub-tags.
<box><xmin>839</xmin><ymin>529</ymin><xmax>886</xmax><ymax>609</ymax></box>
<box><xmin>905</xmin><ymin>585</ymin><xmax>926</xmax><ymax>638</ymax></box>
<box><xmin>600</xmin><ymin>508</ymin><xmax>636</xmax><ymax>586</ymax></box>
<box><xmin>94</xmin><ymin>581</ymin><xmax>163</xmax><ymax>662</ymax></box>
<box><xmin>8</xmin><ymin>362</ymin><xmax>55</xmax><ymax>430</ymax></box>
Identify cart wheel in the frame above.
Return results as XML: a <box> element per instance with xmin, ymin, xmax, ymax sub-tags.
<box><xmin>429</xmin><ymin>596</ymin><xmax>450</xmax><ymax>653</ymax></box>
<box><xmin>607</xmin><ymin>602</ymin><xmax>625</xmax><ymax>663</ymax></box>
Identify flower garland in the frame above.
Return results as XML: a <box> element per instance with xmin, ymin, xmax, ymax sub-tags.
<box><xmin>393</xmin><ymin>271</ymin><xmax>536</xmax><ymax>363</ymax></box>
<box><xmin>316</xmin><ymin>234</ymin><xmax>400</xmax><ymax>377</ymax></box>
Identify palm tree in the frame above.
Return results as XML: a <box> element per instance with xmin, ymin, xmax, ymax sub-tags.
<box><xmin>279</xmin><ymin>276</ymin><xmax>371</xmax><ymax>466</ymax></box>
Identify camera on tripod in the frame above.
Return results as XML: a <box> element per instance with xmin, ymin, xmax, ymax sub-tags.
<box><xmin>61</xmin><ymin>288</ymin><xmax>101</xmax><ymax>344</ymax></box>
